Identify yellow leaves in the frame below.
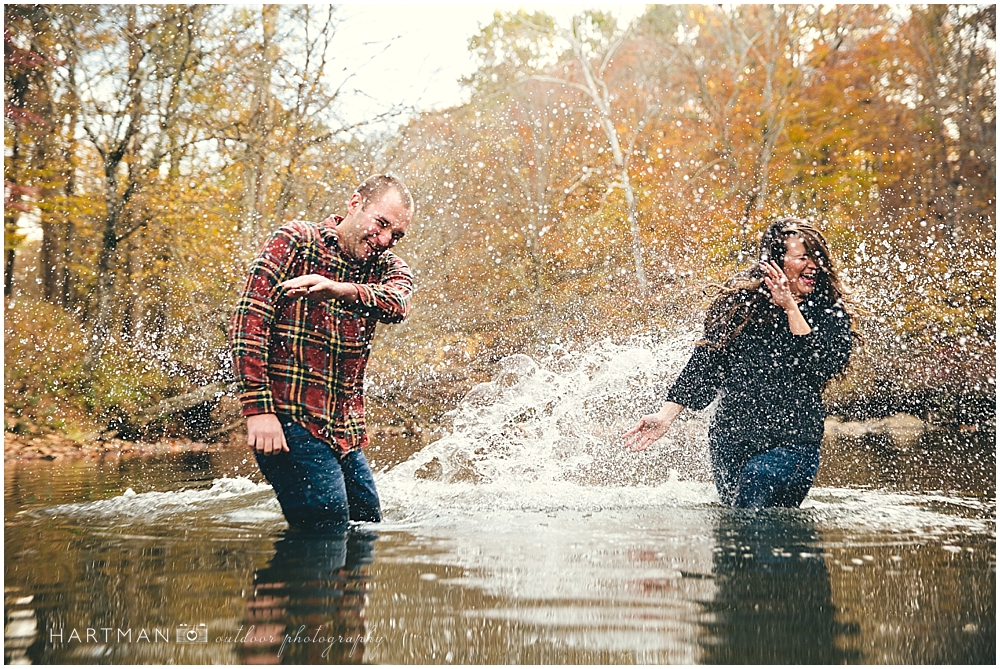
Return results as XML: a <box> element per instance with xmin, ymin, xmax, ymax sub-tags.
<box><xmin>6</xmin><ymin>3</ymin><xmax>993</xmax><ymax>429</ymax></box>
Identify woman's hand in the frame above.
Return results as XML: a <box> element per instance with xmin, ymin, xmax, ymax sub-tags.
<box><xmin>622</xmin><ymin>402</ymin><xmax>684</xmax><ymax>452</ymax></box>
<box><xmin>760</xmin><ymin>261</ymin><xmax>812</xmax><ymax>335</ymax></box>
<box><xmin>760</xmin><ymin>261</ymin><xmax>798</xmax><ymax>311</ymax></box>
<box><xmin>280</xmin><ymin>274</ymin><xmax>359</xmax><ymax>303</ymax></box>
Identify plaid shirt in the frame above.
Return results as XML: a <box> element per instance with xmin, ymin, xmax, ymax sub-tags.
<box><xmin>229</xmin><ymin>216</ymin><xmax>413</xmax><ymax>453</ymax></box>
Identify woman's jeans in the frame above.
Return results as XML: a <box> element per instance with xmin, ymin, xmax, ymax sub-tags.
<box><xmin>710</xmin><ymin>438</ymin><xmax>821</xmax><ymax>509</ymax></box>
<box><xmin>254</xmin><ymin>418</ymin><xmax>382</xmax><ymax>529</ymax></box>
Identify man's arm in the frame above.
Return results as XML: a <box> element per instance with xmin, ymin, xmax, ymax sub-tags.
<box><xmin>229</xmin><ymin>226</ymin><xmax>301</xmax><ymax>451</ymax></box>
<box><xmin>356</xmin><ymin>253</ymin><xmax>413</xmax><ymax>323</ymax></box>
<box><xmin>277</xmin><ymin>253</ymin><xmax>413</xmax><ymax>323</ymax></box>
<box><xmin>279</xmin><ymin>275</ymin><xmax>361</xmax><ymax>302</ymax></box>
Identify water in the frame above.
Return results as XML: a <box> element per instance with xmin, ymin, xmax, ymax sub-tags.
<box><xmin>4</xmin><ymin>337</ymin><xmax>996</xmax><ymax>664</ymax></box>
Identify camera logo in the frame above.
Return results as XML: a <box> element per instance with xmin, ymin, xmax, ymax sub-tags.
<box><xmin>175</xmin><ymin>624</ymin><xmax>208</xmax><ymax>643</ymax></box>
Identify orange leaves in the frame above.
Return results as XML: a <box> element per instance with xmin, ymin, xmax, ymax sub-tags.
<box><xmin>5</xmin><ymin>4</ymin><xmax>993</xmax><ymax>424</ymax></box>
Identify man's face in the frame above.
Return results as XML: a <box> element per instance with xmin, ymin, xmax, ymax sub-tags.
<box><xmin>337</xmin><ymin>189</ymin><xmax>411</xmax><ymax>263</ymax></box>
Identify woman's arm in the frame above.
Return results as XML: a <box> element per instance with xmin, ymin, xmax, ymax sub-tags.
<box><xmin>622</xmin><ymin>401</ymin><xmax>684</xmax><ymax>452</ymax></box>
<box><xmin>622</xmin><ymin>337</ymin><xmax>726</xmax><ymax>452</ymax></box>
<box><xmin>800</xmin><ymin>305</ymin><xmax>854</xmax><ymax>382</ymax></box>
<box><xmin>761</xmin><ymin>260</ymin><xmax>812</xmax><ymax>335</ymax></box>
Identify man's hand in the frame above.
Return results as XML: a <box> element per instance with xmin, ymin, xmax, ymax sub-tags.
<box><xmin>247</xmin><ymin>413</ymin><xmax>288</xmax><ymax>455</ymax></box>
<box><xmin>280</xmin><ymin>274</ymin><xmax>358</xmax><ymax>303</ymax></box>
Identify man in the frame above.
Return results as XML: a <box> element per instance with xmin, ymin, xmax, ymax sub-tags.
<box><xmin>229</xmin><ymin>174</ymin><xmax>414</xmax><ymax>529</ymax></box>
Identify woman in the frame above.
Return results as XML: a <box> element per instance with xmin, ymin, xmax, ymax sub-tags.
<box><xmin>623</xmin><ymin>218</ymin><xmax>856</xmax><ymax>508</ymax></box>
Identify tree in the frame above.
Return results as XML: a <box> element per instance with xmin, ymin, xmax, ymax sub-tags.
<box><xmin>54</xmin><ymin>5</ymin><xmax>213</xmax><ymax>372</ymax></box>
<box><xmin>4</xmin><ymin>4</ymin><xmax>995</xmax><ymax>437</ymax></box>
<box><xmin>904</xmin><ymin>4</ymin><xmax>995</xmax><ymax>237</ymax></box>
<box><xmin>641</xmin><ymin>5</ymin><xmax>815</xmax><ymax>256</ymax></box>
<box><xmin>4</xmin><ymin>5</ymin><xmax>52</xmax><ymax>297</ymax></box>
<box><xmin>465</xmin><ymin>10</ymin><xmax>661</xmax><ymax>295</ymax></box>
<box><xmin>527</xmin><ymin>11</ymin><xmax>657</xmax><ymax>294</ymax></box>
<box><xmin>207</xmin><ymin>4</ymin><xmax>406</xmax><ymax>262</ymax></box>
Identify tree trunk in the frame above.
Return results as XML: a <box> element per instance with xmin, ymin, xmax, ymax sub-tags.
<box><xmin>83</xmin><ymin>194</ymin><xmax>121</xmax><ymax>373</ymax></box>
<box><xmin>579</xmin><ymin>61</ymin><xmax>647</xmax><ymax>294</ymax></box>
<box><xmin>40</xmin><ymin>218</ymin><xmax>61</xmax><ymax>303</ymax></box>
<box><xmin>39</xmin><ymin>132</ymin><xmax>66</xmax><ymax>306</ymax></box>
<box><xmin>240</xmin><ymin>4</ymin><xmax>280</xmax><ymax>259</ymax></box>
<box><xmin>568</xmin><ymin>26</ymin><xmax>648</xmax><ymax>295</ymax></box>
<box><xmin>4</xmin><ymin>247</ymin><xmax>15</xmax><ymax>298</ymax></box>
<box><xmin>120</xmin><ymin>242</ymin><xmax>135</xmax><ymax>339</ymax></box>
<box><xmin>61</xmin><ymin>220</ymin><xmax>75</xmax><ymax>307</ymax></box>
<box><xmin>619</xmin><ymin>172</ymin><xmax>647</xmax><ymax>294</ymax></box>
<box><xmin>82</xmin><ymin>5</ymin><xmax>141</xmax><ymax>374</ymax></box>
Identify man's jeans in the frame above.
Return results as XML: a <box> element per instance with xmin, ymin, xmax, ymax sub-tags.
<box><xmin>254</xmin><ymin>418</ymin><xmax>382</xmax><ymax>529</ymax></box>
<box><xmin>710</xmin><ymin>439</ymin><xmax>821</xmax><ymax>509</ymax></box>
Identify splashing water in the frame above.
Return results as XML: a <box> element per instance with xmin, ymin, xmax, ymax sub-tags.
<box><xmin>29</xmin><ymin>333</ymin><xmax>992</xmax><ymax>538</ymax></box>
<box><xmin>36</xmin><ymin>477</ymin><xmax>282</xmax><ymax>533</ymax></box>
<box><xmin>378</xmin><ymin>334</ymin><xmax>722</xmax><ymax>518</ymax></box>
<box><xmin>377</xmin><ymin>334</ymin><xmax>993</xmax><ymax>535</ymax></box>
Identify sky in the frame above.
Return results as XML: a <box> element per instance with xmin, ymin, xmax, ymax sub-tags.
<box><xmin>325</xmin><ymin>2</ymin><xmax>649</xmax><ymax>130</ymax></box>
<box><xmin>13</xmin><ymin>2</ymin><xmax>647</xmax><ymax>241</ymax></box>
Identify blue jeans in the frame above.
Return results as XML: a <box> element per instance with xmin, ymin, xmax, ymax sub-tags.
<box><xmin>710</xmin><ymin>438</ymin><xmax>821</xmax><ymax>509</ymax></box>
<box><xmin>254</xmin><ymin>418</ymin><xmax>382</xmax><ymax>529</ymax></box>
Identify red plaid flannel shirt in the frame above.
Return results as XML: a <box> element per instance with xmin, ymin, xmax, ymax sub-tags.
<box><xmin>229</xmin><ymin>216</ymin><xmax>413</xmax><ymax>453</ymax></box>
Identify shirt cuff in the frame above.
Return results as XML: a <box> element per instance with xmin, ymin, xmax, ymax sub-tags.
<box><xmin>355</xmin><ymin>283</ymin><xmax>375</xmax><ymax>307</ymax></box>
<box><xmin>239</xmin><ymin>389</ymin><xmax>276</xmax><ymax>416</ymax></box>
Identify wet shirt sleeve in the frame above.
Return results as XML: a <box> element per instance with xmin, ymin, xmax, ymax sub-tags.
<box><xmin>665</xmin><ymin>344</ymin><xmax>727</xmax><ymax>411</ymax></box>
<box><xmin>228</xmin><ymin>226</ymin><xmax>300</xmax><ymax>416</ymax></box>
<box><xmin>356</xmin><ymin>252</ymin><xmax>413</xmax><ymax>324</ymax></box>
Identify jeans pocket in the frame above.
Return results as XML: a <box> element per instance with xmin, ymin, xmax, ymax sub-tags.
<box><xmin>279</xmin><ymin>419</ymin><xmax>313</xmax><ymax>444</ymax></box>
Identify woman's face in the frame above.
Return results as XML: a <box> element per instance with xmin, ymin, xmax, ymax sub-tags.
<box><xmin>782</xmin><ymin>236</ymin><xmax>818</xmax><ymax>297</ymax></box>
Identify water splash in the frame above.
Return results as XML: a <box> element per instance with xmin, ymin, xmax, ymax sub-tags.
<box><xmin>377</xmin><ymin>334</ymin><xmax>994</xmax><ymax>537</ymax></box>
<box><xmin>379</xmin><ymin>333</ymin><xmax>721</xmax><ymax>521</ymax></box>
<box><xmin>26</xmin><ymin>335</ymin><xmax>992</xmax><ymax>539</ymax></box>
<box><xmin>396</xmin><ymin>335</ymin><xmax>710</xmax><ymax>480</ymax></box>
<box><xmin>37</xmin><ymin>477</ymin><xmax>282</xmax><ymax>530</ymax></box>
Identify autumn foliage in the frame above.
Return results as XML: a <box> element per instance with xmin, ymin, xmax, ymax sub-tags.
<box><xmin>5</xmin><ymin>5</ymin><xmax>995</xmax><ymax>439</ymax></box>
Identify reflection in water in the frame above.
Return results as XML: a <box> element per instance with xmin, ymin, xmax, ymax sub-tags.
<box><xmin>241</xmin><ymin>529</ymin><xmax>377</xmax><ymax>664</ymax></box>
<box><xmin>699</xmin><ymin>511</ymin><xmax>860</xmax><ymax>663</ymax></box>
<box><xmin>4</xmin><ymin>431</ymin><xmax>994</xmax><ymax>665</ymax></box>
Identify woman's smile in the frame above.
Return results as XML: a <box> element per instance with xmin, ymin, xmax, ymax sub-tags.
<box><xmin>783</xmin><ymin>237</ymin><xmax>818</xmax><ymax>297</ymax></box>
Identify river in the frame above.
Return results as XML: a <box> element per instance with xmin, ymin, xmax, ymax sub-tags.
<box><xmin>4</xmin><ymin>341</ymin><xmax>996</xmax><ymax>664</ymax></box>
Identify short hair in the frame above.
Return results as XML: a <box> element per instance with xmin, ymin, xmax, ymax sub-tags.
<box><xmin>354</xmin><ymin>174</ymin><xmax>414</xmax><ymax>213</ymax></box>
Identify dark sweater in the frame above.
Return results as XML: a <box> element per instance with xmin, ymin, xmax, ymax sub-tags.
<box><xmin>666</xmin><ymin>296</ymin><xmax>853</xmax><ymax>445</ymax></box>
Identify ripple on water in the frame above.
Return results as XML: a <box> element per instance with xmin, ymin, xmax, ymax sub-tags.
<box><xmin>29</xmin><ymin>476</ymin><xmax>285</xmax><ymax>536</ymax></box>
<box><xmin>804</xmin><ymin>487</ymin><xmax>994</xmax><ymax>536</ymax></box>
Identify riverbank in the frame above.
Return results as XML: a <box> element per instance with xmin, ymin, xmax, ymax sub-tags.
<box><xmin>6</xmin><ymin>411</ymin><xmax>977</xmax><ymax>463</ymax></box>
<box><xmin>2</xmin><ymin>430</ymin><xmax>226</xmax><ymax>461</ymax></box>
<box><xmin>2</xmin><ymin>422</ymin><xmax>425</xmax><ymax>463</ymax></box>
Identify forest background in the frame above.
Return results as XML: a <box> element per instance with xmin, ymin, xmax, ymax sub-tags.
<box><xmin>4</xmin><ymin>4</ymin><xmax>995</xmax><ymax>449</ymax></box>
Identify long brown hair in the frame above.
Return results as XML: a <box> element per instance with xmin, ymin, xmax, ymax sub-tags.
<box><xmin>700</xmin><ymin>217</ymin><xmax>853</xmax><ymax>350</ymax></box>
